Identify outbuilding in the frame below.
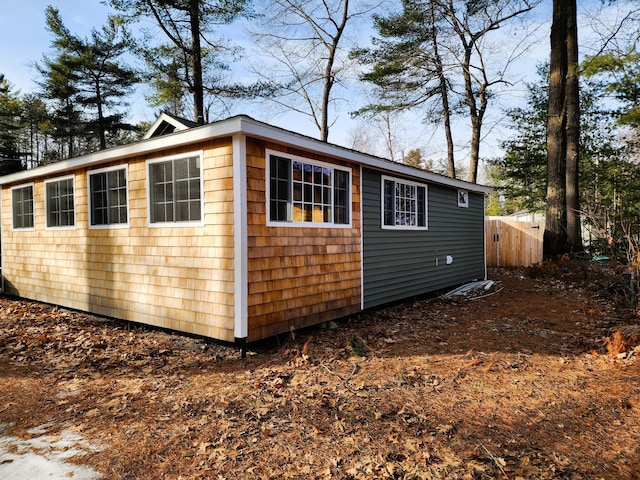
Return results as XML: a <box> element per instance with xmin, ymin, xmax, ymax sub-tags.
<box><xmin>0</xmin><ymin>115</ymin><xmax>491</xmax><ymax>343</ymax></box>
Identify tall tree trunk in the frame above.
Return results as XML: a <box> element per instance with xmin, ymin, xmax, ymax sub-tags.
<box><xmin>461</xmin><ymin>43</ymin><xmax>483</xmax><ymax>184</ymax></box>
<box><xmin>544</xmin><ymin>0</ymin><xmax>569</xmax><ymax>258</ymax></box>
<box><xmin>320</xmin><ymin>0</ymin><xmax>349</xmax><ymax>142</ymax></box>
<box><xmin>190</xmin><ymin>0</ymin><xmax>205</xmax><ymax>125</ymax></box>
<box><xmin>429</xmin><ymin>1</ymin><xmax>455</xmax><ymax>178</ymax></box>
<box><xmin>96</xmin><ymin>81</ymin><xmax>107</xmax><ymax>150</ymax></box>
<box><xmin>565</xmin><ymin>0</ymin><xmax>582</xmax><ymax>252</ymax></box>
<box><xmin>441</xmin><ymin>89</ymin><xmax>456</xmax><ymax>178</ymax></box>
<box><xmin>66</xmin><ymin>98</ymin><xmax>73</xmax><ymax>159</ymax></box>
<box><xmin>467</xmin><ymin>116</ymin><xmax>482</xmax><ymax>184</ymax></box>
<box><xmin>456</xmin><ymin>27</ymin><xmax>485</xmax><ymax>184</ymax></box>
<box><xmin>467</xmin><ymin>72</ymin><xmax>488</xmax><ymax>184</ymax></box>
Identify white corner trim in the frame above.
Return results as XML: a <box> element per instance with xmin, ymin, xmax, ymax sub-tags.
<box><xmin>359</xmin><ymin>165</ymin><xmax>364</xmax><ymax>310</ymax></box>
<box><xmin>233</xmin><ymin>134</ymin><xmax>248</xmax><ymax>340</ymax></box>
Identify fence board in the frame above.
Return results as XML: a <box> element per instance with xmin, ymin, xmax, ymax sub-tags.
<box><xmin>486</xmin><ymin>218</ymin><xmax>544</xmax><ymax>267</ymax></box>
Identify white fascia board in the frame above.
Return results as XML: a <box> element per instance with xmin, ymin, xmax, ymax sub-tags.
<box><xmin>354</xmin><ymin>157</ymin><xmax>493</xmax><ymax>194</ymax></box>
<box><xmin>234</xmin><ymin>117</ymin><xmax>493</xmax><ymax>194</ymax></box>
<box><xmin>0</xmin><ymin>118</ymin><xmax>245</xmax><ymax>186</ymax></box>
<box><xmin>0</xmin><ymin>115</ymin><xmax>492</xmax><ymax>194</ymax></box>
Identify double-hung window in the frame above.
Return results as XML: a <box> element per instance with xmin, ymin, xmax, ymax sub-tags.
<box><xmin>382</xmin><ymin>176</ymin><xmax>427</xmax><ymax>229</ymax></box>
<box><xmin>268</xmin><ymin>151</ymin><xmax>351</xmax><ymax>227</ymax></box>
<box><xmin>45</xmin><ymin>176</ymin><xmax>75</xmax><ymax>228</ymax></box>
<box><xmin>148</xmin><ymin>153</ymin><xmax>202</xmax><ymax>225</ymax></box>
<box><xmin>11</xmin><ymin>184</ymin><xmax>34</xmax><ymax>229</ymax></box>
<box><xmin>88</xmin><ymin>166</ymin><xmax>128</xmax><ymax>227</ymax></box>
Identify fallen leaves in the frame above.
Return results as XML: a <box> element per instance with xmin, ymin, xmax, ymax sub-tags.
<box><xmin>604</xmin><ymin>325</ymin><xmax>640</xmax><ymax>357</ymax></box>
<box><xmin>1</xmin><ymin>269</ymin><xmax>640</xmax><ymax>479</ymax></box>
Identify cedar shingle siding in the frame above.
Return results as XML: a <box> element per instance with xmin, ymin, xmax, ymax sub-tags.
<box><xmin>0</xmin><ymin>116</ymin><xmax>490</xmax><ymax>343</ymax></box>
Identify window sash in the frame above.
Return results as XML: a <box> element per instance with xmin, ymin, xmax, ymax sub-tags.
<box><xmin>46</xmin><ymin>178</ymin><xmax>75</xmax><ymax>228</ymax></box>
<box><xmin>383</xmin><ymin>177</ymin><xmax>427</xmax><ymax>228</ymax></box>
<box><xmin>149</xmin><ymin>156</ymin><xmax>201</xmax><ymax>224</ymax></box>
<box><xmin>12</xmin><ymin>185</ymin><xmax>34</xmax><ymax>229</ymax></box>
<box><xmin>90</xmin><ymin>168</ymin><xmax>128</xmax><ymax>226</ymax></box>
<box><xmin>268</xmin><ymin>154</ymin><xmax>350</xmax><ymax>226</ymax></box>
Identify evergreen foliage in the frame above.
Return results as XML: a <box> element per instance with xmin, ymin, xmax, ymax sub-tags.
<box><xmin>0</xmin><ymin>75</ymin><xmax>26</xmax><ymax>174</ymax></box>
<box><xmin>403</xmin><ymin>148</ymin><xmax>424</xmax><ymax>169</ymax></box>
<box><xmin>108</xmin><ymin>0</ymin><xmax>259</xmax><ymax>125</ymax></box>
<box><xmin>583</xmin><ymin>48</ymin><xmax>640</xmax><ymax>133</ymax></box>
<box><xmin>354</xmin><ymin>0</ymin><xmax>538</xmax><ymax>183</ymax></box>
<box><xmin>491</xmin><ymin>63</ymin><xmax>640</xmax><ymax>260</ymax></box>
<box><xmin>39</xmin><ymin>6</ymin><xmax>138</xmax><ymax>153</ymax></box>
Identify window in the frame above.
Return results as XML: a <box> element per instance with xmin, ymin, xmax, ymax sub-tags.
<box><xmin>89</xmin><ymin>166</ymin><xmax>128</xmax><ymax>227</ymax></box>
<box><xmin>45</xmin><ymin>176</ymin><xmax>75</xmax><ymax>228</ymax></box>
<box><xmin>382</xmin><ymin>176</ymin><xmax>427</xmax><ymax>229</ymax></box>
<box><xmin>458</xmin><ymin>190</ymin><xmax>469</xmax><ymax>208</ymax></box>
<box><xmin>267</xmin><ymin>151</ymin><xmax>351</xmax><ymax>226</ymax></box>
<box><xmin>148</xmin><ymin>154</ymin><xmax>202</xmax><ymax>224</ymax></box>
<box><xmin>12</xmin><ymin>184</ymin><xmax>34</xmax><ymax>229</ymax></box>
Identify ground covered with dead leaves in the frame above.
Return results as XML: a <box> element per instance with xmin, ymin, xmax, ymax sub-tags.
<box><xmin>1</xmin><ymin>266</ymin><xmax>640</xmax><ymax>479</ymax></box>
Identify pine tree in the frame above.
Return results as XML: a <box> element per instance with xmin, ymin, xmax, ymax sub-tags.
<box><xmin>37</xmin><ymin>53</ymin><xmax>85</xmax><ymax>159</ymax></box>
<box><xmin>0</xmin><ymin>75</ymin><xmax>26</xmax><ymax>174</ymax></box>
<box><xmin>544</xmin><ymin>0</ymin><xmax>581</xmax><ymax>257</ymax></box>
<box><xmin>108</xmin><ymin>0</ymin><xmax>253</xmax><ymax>125</ymax></box>
<box><xmin>355</xmin><ymin>0</ymin><xmax>538</xmax><ymax>183</ymax></box>
<box><xmin>40</xmin><ymin>6</ymin><xmax>138</xmax><ymax>153</ymax></box>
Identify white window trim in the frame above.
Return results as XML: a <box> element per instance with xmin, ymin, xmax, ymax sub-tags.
<box><xmin>265</xmin><ymin>149</ymin><xmax>352</xmax><ymax>229</ymax></box>
<box><xmin>458</xmin><ymin>189</ymin><xmax>469</xmax><ymax>208</ymax></box>
<box><xmin>10</xmin><ymin>182</ymin><xmax>35</xmax><ymax>231</ymax></box>
<box><xmin>380</xmin><ymin>175</ymin><xmax>428</xmax><ymax>231</ymax></box>
<box><xmin>44</xmin><ymin>175</ymin><xmax>76</xmax><ymax>230</ymax></box>
<box><xmin>146</xmin><ymin>150</ymin><xmax>205</xmax><ymax>228</ymax></box>
<box><xmin>87</xmin><ymin>164</ymin><xmax>130</xmax><ymax>230</ymax></box>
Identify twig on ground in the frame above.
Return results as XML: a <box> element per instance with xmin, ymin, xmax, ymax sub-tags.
<box><xmin>480</xmin><ymin>443</ymin><xmax>509</xmax><ymax>479</ymax></box>
<box><xmin>321</xmin><ymin>363</ymin><xmax>359</xmax><ymax>391</ymax></box>
<box><xmin>469</xmin><ymin>287</ymin><xmax>505</xmax><ymax>301</ymax></box>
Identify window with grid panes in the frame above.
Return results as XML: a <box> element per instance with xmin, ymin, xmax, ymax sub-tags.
<box><xmin>46</xmin><ymin>177</ymin><xmax>75</xmax><ymax>228</ymax></box>
<box><xmin>12</xmin><ymin>184</ymin><xmax>34</xmax><ymax>229</ymax></box>
<box><xmin>268</xmin><ymin>153</ymin><xmax>350</xmax><ymax>226</ymax></box>
<box><xmin>149</xmin><ymin>155</ymin><xmax>201</xmax><ymax>223</ymax></box>
<box><xmin>89</xmin><ymin>167</ymin><xmax>128</xmax><ymax>226</ymax></box>
<box><xmin>382</xmin><ymin>176</ymin><xmax>427</xmax><ymax>229</ymax></box>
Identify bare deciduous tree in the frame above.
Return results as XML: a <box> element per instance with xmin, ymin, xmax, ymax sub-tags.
<box><xmin>249</xmin><ymin>0</ymin><xmax>380</xmax><ymax>142</ymax></box>
<box><xmin>355</xmin><ymin>0</ymin><xmax>541</xmax><ymax>183</ymax></box>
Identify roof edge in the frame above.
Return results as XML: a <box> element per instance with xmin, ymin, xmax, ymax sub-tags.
<box><xmin>0</xmin><ymin>114</ymin><xmax>492</xmax><ymax>194</ymax></box>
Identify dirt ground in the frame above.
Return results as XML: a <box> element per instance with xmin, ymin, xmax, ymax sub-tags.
<box><xmin>1</xmin><ymin>265</ymin><xmax>639</xmax><ymax>479</ymax></box>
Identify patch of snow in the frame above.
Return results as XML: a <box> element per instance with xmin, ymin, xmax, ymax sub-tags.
<box><xmin>0</xmin><ymin>424</ymin><xmax>101</xmax><ymax>480</ymax></box>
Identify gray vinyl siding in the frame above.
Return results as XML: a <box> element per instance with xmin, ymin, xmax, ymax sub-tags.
<box><xmin>362</xmin><ymin>167</ymin><xmax>486</xmax><ymax>309</ymax></box>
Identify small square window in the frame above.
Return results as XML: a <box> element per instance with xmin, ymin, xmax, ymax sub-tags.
<box><xmin>458</xmin><ymin>190</ymin><xmax>469</xmax><ymax>208</ymax></box>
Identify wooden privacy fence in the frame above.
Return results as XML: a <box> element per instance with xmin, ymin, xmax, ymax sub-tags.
<box><xmin>486</xmin><ymin>217</ymin><xmax>544</xmax><ymax>267</ymax></box>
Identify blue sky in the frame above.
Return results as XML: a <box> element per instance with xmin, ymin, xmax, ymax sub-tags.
<box><xmin>1</xmin><ymin>1</ymin><xmax>112</xmax><ymax>91</ymax></box>
<box><xmin>0</xmin><ymin>0</ymin><xmax>154</xmax><ymax>122</ymax></box>
<box><xmin>0</xmin><ymin>1</ymin><xmax>632</xmax><ymax>163</ymax></box>
<box><xmin>0</xmin><ymin>1</ymin><xmax>543</xmax><ymax>135</ymax></box>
